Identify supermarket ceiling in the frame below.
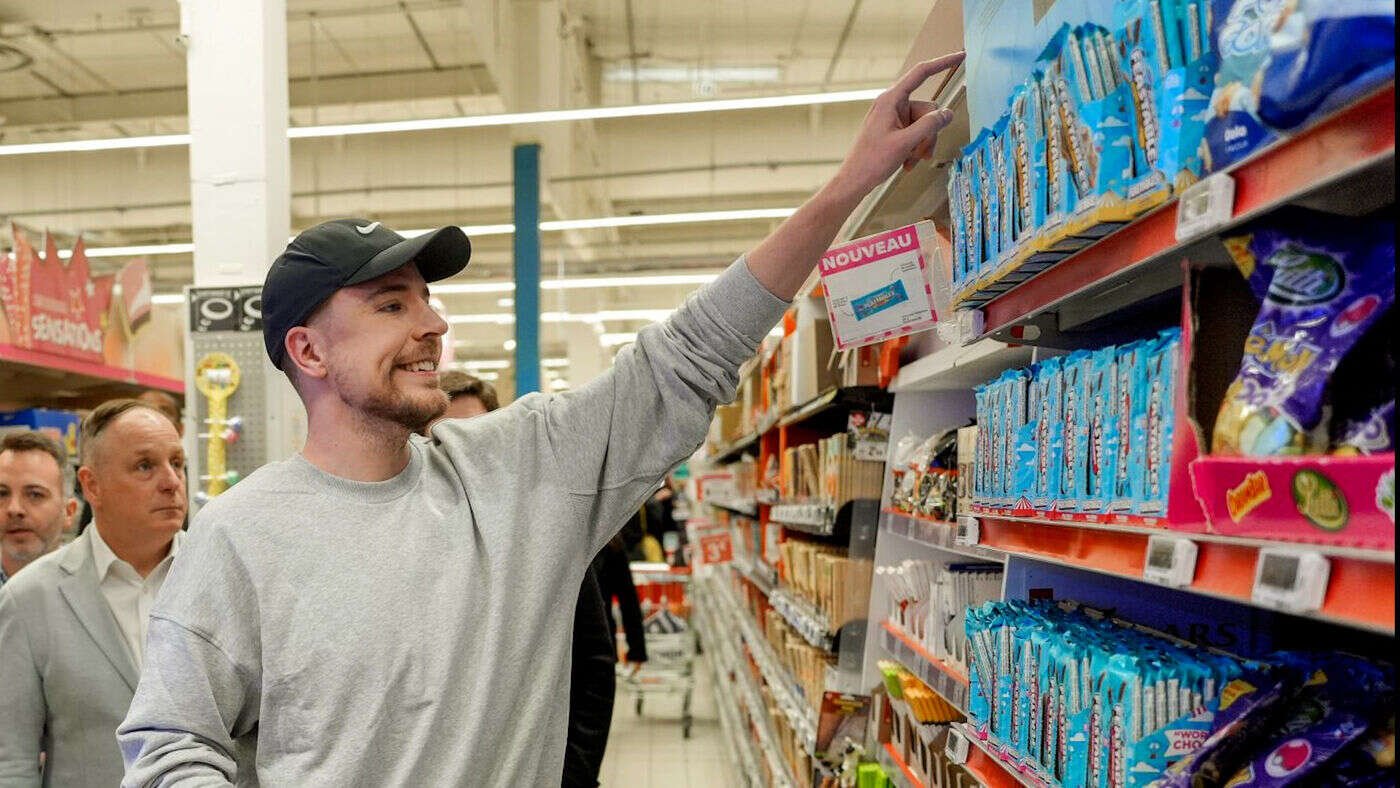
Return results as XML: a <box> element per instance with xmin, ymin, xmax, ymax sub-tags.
<box><xmin>0</xmin><ymin>0</ymin><xmax>928</xmax><ymax>370</ymax></box>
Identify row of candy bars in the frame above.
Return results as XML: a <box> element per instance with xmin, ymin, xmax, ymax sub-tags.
<box><xmin>973</xmin><ymin>329</ymin><xmax>1181</xmax><ymax>516</ymax></box>
<box><xmin>950</xmin><ymin>0</ymin><xmax>1216</xmax><ymax>306</ymax></box>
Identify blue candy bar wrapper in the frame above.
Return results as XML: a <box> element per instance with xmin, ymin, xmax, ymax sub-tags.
<box><xmin>1061</xmin><ymin>350</ymin><xmax>1093</xmax><ymax>511</ymax></box>
<box><xmin>850</xmin><ymin>279</ymin><xmax>910</xmax><ymax>320</ymax></box>
<box><xmin>1112</xmin><ymin>341</ymin><xmax>1148</xmax><ymax>511</ymax></box>
<box><xmin>1087</xmin><ymin>346</ymin><xmax>1120</xmax><ymax>512</ymax></box>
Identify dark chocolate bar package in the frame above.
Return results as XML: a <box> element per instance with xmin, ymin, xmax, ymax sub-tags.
<box><xmin>1213</xmin><ymin>213</ymin><xmax>1396</xmax><ymax>456</ymax></box>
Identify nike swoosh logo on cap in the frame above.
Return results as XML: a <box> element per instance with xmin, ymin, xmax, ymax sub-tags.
<box><xmin>355</xmin><ymin>222</ymin><xmax>381</xmax><ymax>235</ymax></box>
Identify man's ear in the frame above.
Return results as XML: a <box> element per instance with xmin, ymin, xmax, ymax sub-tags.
<box><xmin>285</xmin><ymin>326</ymin><xmax>330</xmax><ymax>381</ymax></box>
<box><xmin>77</xmin><ymin>466</ymin><xmax>98</xmax><ymax>507</ymax></box>
<box><xmin>64</xmin><ymin>495</ymin><xmax>79</xmax><ymax>522</ymax></box>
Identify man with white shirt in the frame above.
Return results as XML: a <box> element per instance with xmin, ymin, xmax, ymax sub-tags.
<box><xmin>0</xmin><ymin>399</ymin><xmax>187</xmax><ymax>786</ymax></box>
<box><xmin>0</xmin><ymin>431</ymin><xmax>77</xmax><ymax>588</ymax></box>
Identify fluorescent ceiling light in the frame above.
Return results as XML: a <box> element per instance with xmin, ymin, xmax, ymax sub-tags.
<box><xmin>496</xmin><ymin>297</ymin><xmax>514</xmax><ymax>307</ymax></box>
<box><xmin>476</xmin><ymin>371</ymin><xmax>500</xmax><ymax>381</ymax></box>
<box><xmin>0</xmin><ymin>89</ymin><xmax>881</xmax><ymax>157</ymax></box>
<box><xmin>604</xmin><ymin>65</ymin><xmax>783</xmax><ymax>83</ymax></box>
<box><xmin>151</xmin><ymin>294</ymin><xmax>184</xmax><ymax>305</ymax></box>
<box><xmin>75</xmin><ymin>207</ymin><xmax>790</xmax><ymax>262</ymax></box>
<box><xmin>458</xmin><ymin>359</ymin><xmax>511</xmax><ymax>370</ymax></box>
<box><xmin>600</xmin><ymin>333</ymin><xmax>637</xmax><ymax>345</ymax></box>
<box><xmin>447</xmin><ymin>309</ymin><xmax>673</xmax><ymax>326</ymax></box>
<box><xmin>542</xmin><ymin>358</ymin><xmax>569</xmax><ymax>368</ymax></box>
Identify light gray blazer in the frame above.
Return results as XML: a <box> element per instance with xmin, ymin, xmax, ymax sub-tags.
<box><xmin>0</xmin><ymin>528</ymin><xmax>139</xmax><ymax>787</ymax></box>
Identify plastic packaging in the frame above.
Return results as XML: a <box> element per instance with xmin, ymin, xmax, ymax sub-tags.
<box><xmin>1213</xmin><ymin>214</ymin><xmax>1396</xmax><ymax>456</ymax></box>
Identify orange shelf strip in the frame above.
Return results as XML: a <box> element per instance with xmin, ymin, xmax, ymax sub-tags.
<box><xmin>884</xmin><ymin>743</ymin><xmax>928</xmax><ymax>788</ymax></box>
<box><xmin>977</xmin><ymin>516</ymin><xmax>1395</xmax><ymax>633</ymax></box>
<box><xmin>0</xmin><ymin>342</ymin><xmax>184</xmax><ymax>394</ymax></box>
<box><xmin>881</xmin><ymin>620</ymin><xmax>969</xmax><ymax>687</ymax></box>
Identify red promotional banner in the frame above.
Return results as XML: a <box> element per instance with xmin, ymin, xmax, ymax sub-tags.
<box><xmin>117</xmin><ymin>258</ymin><xmax>152</xmax><ymax>331</ymax></box>
<box><xmin>28</xmin><ymin>231</ymin><xmax>104</xmax><ymax>362</ymax></box>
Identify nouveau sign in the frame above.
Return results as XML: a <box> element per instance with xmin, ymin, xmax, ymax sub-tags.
<box><xmin>1</xmin><ymin>223</ymin><xmax>151</xmax><ymax>364</ymax></box>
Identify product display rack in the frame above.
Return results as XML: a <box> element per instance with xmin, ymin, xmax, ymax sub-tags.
<box><xmin>691</xmin><ymin>0</ymin><xmax>1395</xmax><ymax>780</ymax></box>
<box><xmin>973</xmin><ymin>86</ymin><xmax>1394</xmax><ymax>348</ymax></box>
<box><xmin>0</xmin><ymin>344</ymin><xmax>183</xmax><ymax>407</ymax></box>
<box><xmin>694</xmin><ymin>575</ymin><xmax>793</xmax><ymax>788</ymax></box>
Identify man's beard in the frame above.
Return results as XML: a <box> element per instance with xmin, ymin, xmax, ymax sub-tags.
<box><xmin>335</xmin><ymin>366</ymin><xmax>448</xmax><ymax>433</ymax></box>
<box><xmin>2</xmin><ymin>525</ymin><xmax>60</xmax><ymax>564</ymax></box>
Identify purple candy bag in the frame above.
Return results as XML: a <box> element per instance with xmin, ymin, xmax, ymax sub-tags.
<box><xmin>1223</xmin><ymin>654</ymin><xmax>1394</xmax><ymax>788</ymax></box>
<box><xmin>1214</xmin><ymin>214</ymin><xmax>1396</xmax><ymax>456</ymax></box>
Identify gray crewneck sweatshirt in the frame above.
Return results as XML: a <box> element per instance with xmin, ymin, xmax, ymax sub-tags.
<box><xmin>117</xmin><ymin>257</ymin><xmax>787</xmax><ymax>787</ymax></box>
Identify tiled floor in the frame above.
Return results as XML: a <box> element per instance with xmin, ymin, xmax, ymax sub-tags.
<box><xmin>598</xmin><ymin>654</ymin><xmax>738</xmax><ymax>786</ymax></box>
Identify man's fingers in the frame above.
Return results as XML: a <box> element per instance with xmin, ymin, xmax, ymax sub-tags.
<box><xmin>890</xmin><ymin>51</ymin><xmax>965</xmax><ymax>101</ymax></box>
<box><xmin>899</xmin><ymin>106</ymin><xmax>955</xmax><ymax>149</ymax></box>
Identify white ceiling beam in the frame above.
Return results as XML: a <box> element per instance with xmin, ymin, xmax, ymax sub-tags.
<box><xmin>0</xmin><ymin>64</ymin><xmax>494</xmax><ymax>130</ymax></box>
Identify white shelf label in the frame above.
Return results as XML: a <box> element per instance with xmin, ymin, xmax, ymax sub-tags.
<box><xmin>1252</xmin><ymin>549</ymin><xmax>1330</xmax><ymax>613</ymax></box>
<box><xmin>946</xmin><ymin>727</ymin><xmax>971</xmax><ymax>765</ymax></box>
<box><xmin>1142</xmin><ymin>535</ymin><xmax>1198</xmax><ymax>588</ymax></box>
<box><xmin>954</xmin><ymin>515</ymin><xmax>980</xmax><ymax>546</ymax></box>
<box><xmin>1175</xmin><ymin>172</ymin><xmax>1235</xmax><ymax>241</ymax></box>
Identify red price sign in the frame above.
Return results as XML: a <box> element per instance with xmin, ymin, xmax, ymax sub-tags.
<box><xmin>698</xmin><ymin>532</ymin><xmax>733</xmax><ymax>565</ymax></box>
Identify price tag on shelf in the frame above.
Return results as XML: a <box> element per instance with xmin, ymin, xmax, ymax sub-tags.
<box><xmin>1142</xmin><ymin>535</ymin><xmax>1198</xmax><ymax>588</ymax></box>
<box><xmin>1175</xmin><ymin>171</ymin><xmax>1235</xmax><ymax>241</ymax></box>
<box><xmin>1252</xmin><ymin>548</ymin><xmax>1330</xmax><ymax>613</ymax></box>
<box><xmin>946</xmin><ymin>727</ymin><xmax>971</xmax><ymax>765</ymax></box>
<box><xmin>954</xmin><ymin>515</ymin><xmax>980</xmax><ymax>546</ymax></box>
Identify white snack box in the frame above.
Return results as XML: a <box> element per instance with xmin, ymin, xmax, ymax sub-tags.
<box><xmin>819</xmin><ymin>221</ymin><xmax>944</xmax><ymax>350</ymax></box>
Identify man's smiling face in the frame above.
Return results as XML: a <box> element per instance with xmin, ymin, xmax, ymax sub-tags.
<box><xmin>314</xmin><ymin>264</ymin><xmax>451</xmax><ymax>433</ymax></box>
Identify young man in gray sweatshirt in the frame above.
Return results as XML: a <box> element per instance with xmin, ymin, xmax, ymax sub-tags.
<box><xmin>117</xmin><ymin>53</ymin><xmax>963</xmax><ymax>787</ymax></box>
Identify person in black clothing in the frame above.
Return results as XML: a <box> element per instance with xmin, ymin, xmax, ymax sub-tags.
<box><xmin>564</xmin><ymin>536</ymin><xmax>648</xmax><ymax>787</ymax></box>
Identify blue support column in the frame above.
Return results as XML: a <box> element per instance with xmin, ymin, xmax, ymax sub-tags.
<box><xmin>513</xmin><ymin>143</ymin><xmax>541</xmax><ymax>395</ymax></box>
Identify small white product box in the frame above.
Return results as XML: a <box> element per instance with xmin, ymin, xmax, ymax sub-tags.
<box><xmin>819</xmin><ymin>221</ymin><xmax>941</xmax><ymax>350</ymax></box>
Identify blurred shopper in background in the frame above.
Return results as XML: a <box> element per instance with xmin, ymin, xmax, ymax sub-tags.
<box><xmin>0</xmin><ymin>400</ymin><xmax>188</xmax><ymax>785</ymax></box>
<box><xmin>0</xmin><ymin>431</ymin><xmax>76</xmax><ymax>587</ymax></box>
<box><xmin>437</xmin><ymin>370</ymin><xmax>500</xmax><ymax>419</ymax></box>
<box><xmin>136</xmin><ymin>390</ymin><xmax>183</xmax><ymax>437</ymax></box>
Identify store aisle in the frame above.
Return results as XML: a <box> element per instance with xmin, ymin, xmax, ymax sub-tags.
<box><xmin>598</xmin><ymin>654</ymin><xmax>736</xmax><ymax>787</ymax></box>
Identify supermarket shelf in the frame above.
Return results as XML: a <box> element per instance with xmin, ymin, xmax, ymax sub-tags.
<box><xmin>974</xmin><ymin>86</ymin><xmax>1396</xmax><ymax>347</ymax></box>
<box><xmin>771</xmin><ymin>497</ymin><xmax>879</xmax><ymax>538</ymax></box>
<box><xmin>694</xmin><ymin>596</ymin><xmax>764</xmax><ymax>787</ymax></box>
<box><xmin>878</xmin><ymin>621</ymin><xmax>970</xmax><ymax>714</ymax></box>
<box><xmin>968</xmin><ymin>507</ymin><xmax>1395</xmax><ymax>563</ymax></box>
<box><xmin>963</xmin><ymin>511</ymin><xmax>1395</xmax><ymax>635</ymax></box>
<box><xmin>768</xmin><ymin>586</ymin><xmax>836</xmax><ymax>652</ymax></box>
<box><xmin>709</xmin><ymin>419</ymin><xmax>770</xmax><ymax>465</ymax></box>
<box><xmin>697</xmin><ymin>579</ymin><xmax>794</xmax><ymax>787</ymax></box>
<box><xmin>952</xmin><ymin>723</ymin><xmax>1054</xmax><ymax>788</ymax></box>
<box><xmin>881</xmin><ymin>509</ymin><xmax>1007</xmax><ymax>563</ymax></box>
<box><xmin>777</xmin><ymin>385</ymin><xmax>892</xmax><ymax>430</ymax></box>
<box><xmin>733</xmin><ymin>558</ymin><xmax>777</xmax><ymax>596</ymax></box>
<box><xmin>888</xmin><ymin>339</ymin><xmax>1038</xmax><ymax>393</ymax></box>
<box><xmin>882</xmin><ymin>743</ymin><xmax>928</xmax><ymax>788</ymax></box>
<box><xmin>769</xmin><ymin>501</ymin><xmax>835</xmax><ymax>534</ymax></box>
<box><xmin>716</xmin><ymin>578</ymin><xmax>820</xmax><ymax>755</ymax></box>
<box><xmin>707</xmin><ymin>496</ymin><xmax>759</xmax><ymax>518</ymax></box>
<box><xmin>0</xmin><ymin>344</ymin><xmax>185</xmax><ymax>405</ymax></box>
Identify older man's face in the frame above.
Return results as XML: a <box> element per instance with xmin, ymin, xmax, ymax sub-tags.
<box><xmin>80</xmin><ymin>409</ymin><xmax>187</xmax><ymax>539</ymax></box>
<box><xmin>0</xmin><ymin>448</ymin><xmax>72</xmax><ymax>569</ymax></box>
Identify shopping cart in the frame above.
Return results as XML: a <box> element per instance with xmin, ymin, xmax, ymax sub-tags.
<box><xmin>618</xmin><ymin>562</ymin><xmax>697</xmax><ymax>738</ymax></box>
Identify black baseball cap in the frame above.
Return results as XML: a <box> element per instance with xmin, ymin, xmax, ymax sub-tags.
<box><xmin>261</xmin><ymin>219</ymin><xmax>471</xmax><ymax>368</ymax></box>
